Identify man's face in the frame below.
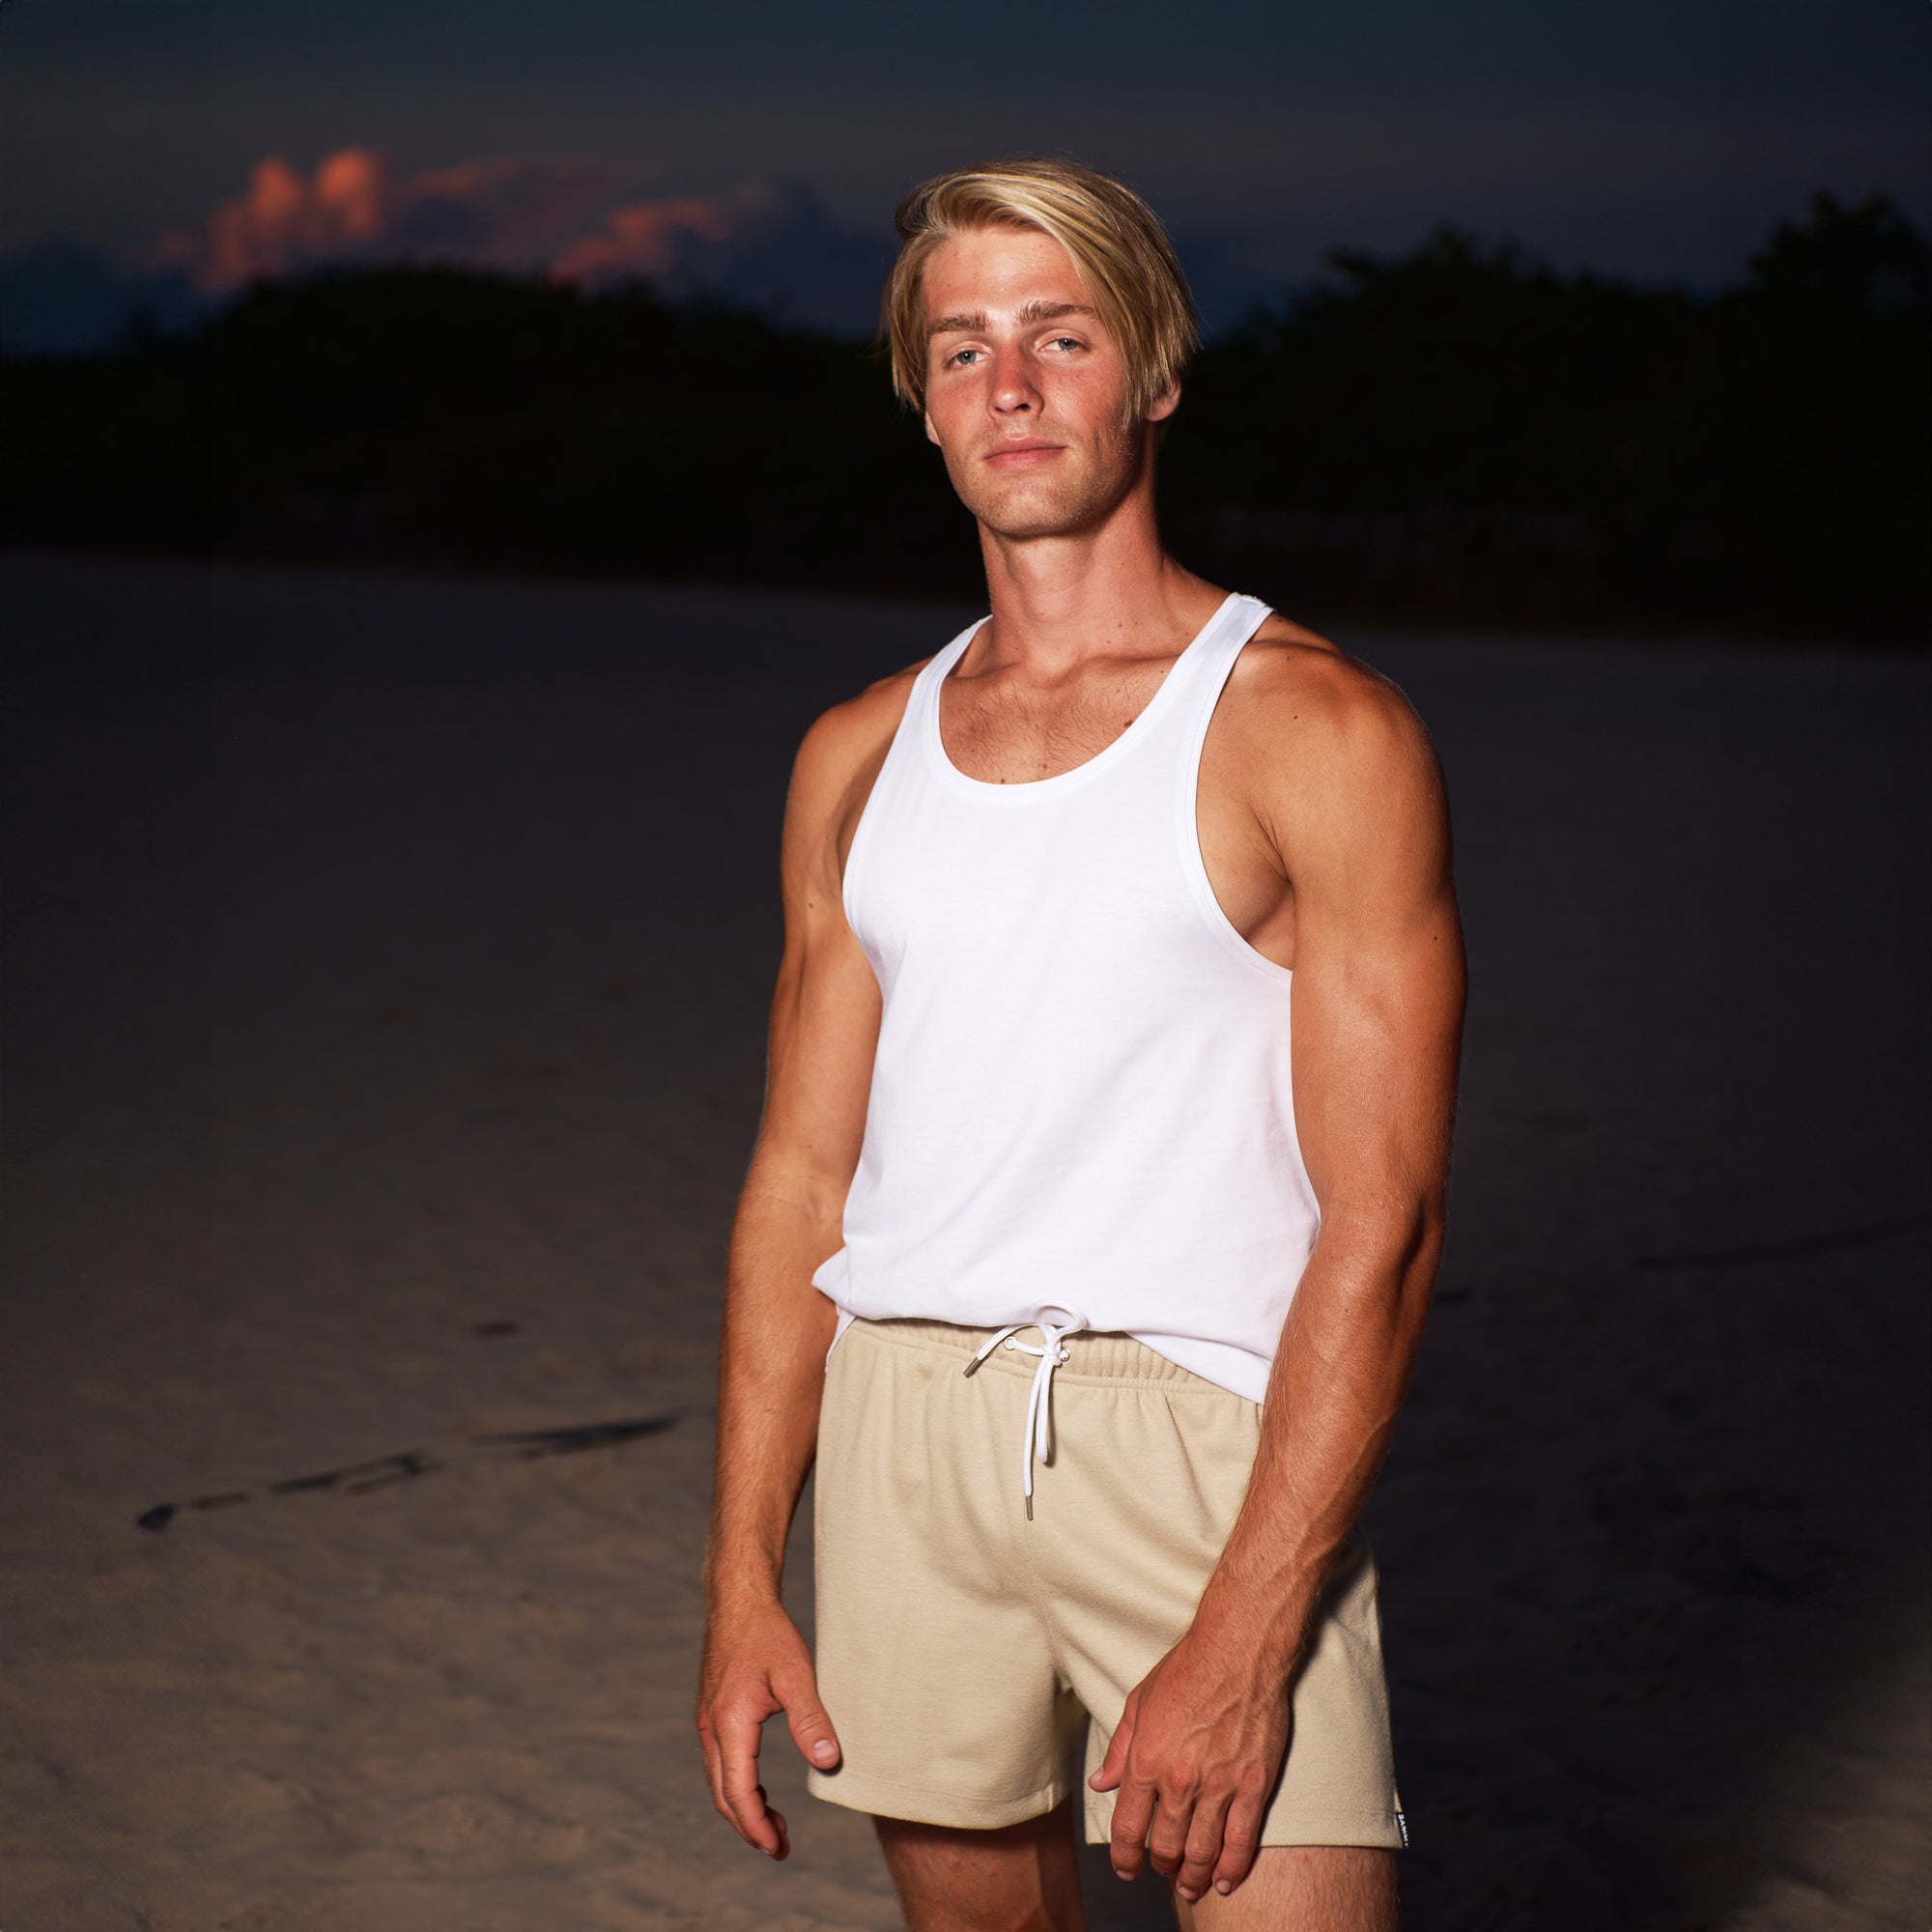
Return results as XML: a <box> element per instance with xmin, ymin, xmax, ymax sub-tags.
<box><xmin>920</xmin><ymin>225</ymin><xmax>1175</xmax><ymax>542</ymax></box>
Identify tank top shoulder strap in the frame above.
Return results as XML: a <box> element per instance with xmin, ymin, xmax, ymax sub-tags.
<box><xmin>902</xmin><ymin>616</ymin><xmax>987</xmax><ymax>731</ymax></box>
<box><xmin>1166</xmin><ymin>593</ymin><xmax>1275</xmax><ymax>750</ymax></box>
<box><xmin>842</xmin><ymin>616</ymin><xmax>986</xmax><ymax>923</ymax></box>
<box><xmin>865</xmin><ymin>615</ymin><xmax>987</xmax><ymax>807</ymax></box>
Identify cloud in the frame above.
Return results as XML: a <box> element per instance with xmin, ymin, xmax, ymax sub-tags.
<box><xmin>155</xmin><ymin>148</ymin><xmax>660</xmax><ymax>290</ymax></box>
<box><xmin>554</xmin><ymin>178</ymin><xmax>893</xmax><ymax>327</ymax></box>
<box><xmin>10</xmin><ymin>151</ymin><xmax>833</xmax><ymax>353</ymax></box>
<box><xmin>552</xmin><ymin>185</ymin><xmax>753</xmax><ymax>284</ymax></box>
<box><xmin>141</xmin><ymin>147</ymin><xmax>896</xmax><ymax>332</ymax></box>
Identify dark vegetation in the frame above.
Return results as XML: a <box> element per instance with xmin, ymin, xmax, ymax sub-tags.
<box><xmin>5</xmin><ymin>194</ymin><xmax>1926</xmax><ymax>636</ymax></box>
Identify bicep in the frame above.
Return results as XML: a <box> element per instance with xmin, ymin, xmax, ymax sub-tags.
<box><xmin>749</xmin><ymin>721</ymin><xmax>886</xmax><ymax>1202</ymax></box>
<box><xmin>1285</xmin><ymin>709</ymin><xmax>1464</xmax><ymax>1219</ymax></box>
<box><xmin>757</xmin><ymin>917</ymin><xmax>881</xmax><ymax>1193</ymax></box>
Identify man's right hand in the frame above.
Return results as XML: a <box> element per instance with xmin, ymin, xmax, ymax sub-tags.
<box><xmin>696</xmin><ymin>1600</ymin><xmax>843</xmax><ymax>1860</ymax></box>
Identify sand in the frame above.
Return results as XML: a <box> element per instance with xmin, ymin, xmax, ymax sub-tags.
<box><xmin>1</xmin><ymin>552</ymin><xmax>1926</xmax><ymax>1931</ymax></box>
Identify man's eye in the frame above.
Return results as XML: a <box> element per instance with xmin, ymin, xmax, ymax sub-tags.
<box><xmin>1047</xmin><ymin>335</ymin><xmax>1084</xmax><ymax>352</ymax></box>
<box><xmin>949</xmin><ymin>347</ymin><xmax>983</xmax><ymax>366</ymax></box>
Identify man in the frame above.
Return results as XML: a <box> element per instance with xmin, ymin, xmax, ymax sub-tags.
<box><xmin>697</xmin><ymin>158</ymin><xmax>1463</xmax><ymax>1931</ymax></box>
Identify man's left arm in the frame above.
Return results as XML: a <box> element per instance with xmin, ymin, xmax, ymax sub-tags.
<box><xmin>1093</xmin><ymin>661</ymin><xmax>1466</xmax><ymax>1904</ymax></box>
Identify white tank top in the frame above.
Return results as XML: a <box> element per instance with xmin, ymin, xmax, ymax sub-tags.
<box><xmin>810</xmin><ymin>592</ymin><xmax>1318</xmax><ymax>1403</ymax></box>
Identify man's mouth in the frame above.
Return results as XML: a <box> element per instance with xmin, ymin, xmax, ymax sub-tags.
<box><xmin>984</xmin><ymin>440</ymin><xmax>1065</xmax><ymax>470</ymax></box>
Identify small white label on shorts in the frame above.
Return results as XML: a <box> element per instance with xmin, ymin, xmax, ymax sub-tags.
<box><xmin>1395</xmin><ymin>1809</ymin><xmax>1410</xmax><ymax>1849</ymax></box>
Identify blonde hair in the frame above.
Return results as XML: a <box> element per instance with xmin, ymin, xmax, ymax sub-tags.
<box><xmin>883</xmin><ymin>157</ymin><xmax>1199</xmax><ymax>423</ymax></box>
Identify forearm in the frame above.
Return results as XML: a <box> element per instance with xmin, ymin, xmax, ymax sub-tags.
<box><xmin>1191</xmin><ymin>1203</ymin><xmax>1442</xmax><ymax>1677</ymax></box>
<box><xmin>704</xmin><ymin>1174</ymin><xmax>843</xmax><ymax>1612</ymax></box>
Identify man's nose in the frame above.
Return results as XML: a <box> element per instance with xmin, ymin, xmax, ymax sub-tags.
<box><xmin>990</xmin><ymin>345</ymin><xmax>1038</xmax><ymax>414</ymax></box>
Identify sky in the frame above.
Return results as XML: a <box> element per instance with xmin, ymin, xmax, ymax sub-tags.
<box><xmin>3</xmin><ymin>0</ymin><xmax>1928</xmax><ymax>348</ymax></box>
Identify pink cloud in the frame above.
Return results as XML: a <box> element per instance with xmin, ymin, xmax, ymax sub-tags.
<box><xmin>157</xmin><ymin>150</ymin><xmax>393</xmax><ymax>289</ymax></box>
<box><xmin>551</xmin><ymin>180</ymin><xmax>789</xmax><ymax>285</ymax></box>
<box><xmin>145</xmin><ymin>152</ymin><xmax>881</xmax><ymax>327</ymax></box>
<box><xmin>155</xmin><ymin>148</ymin><xmax>736</xmax><ymax>293</ymax></box>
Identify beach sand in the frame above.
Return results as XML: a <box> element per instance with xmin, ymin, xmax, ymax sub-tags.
<box><xmin>2</xmin><ymin>553</ymin><xmax>1925</xmax><ymax>1931</ymax></box>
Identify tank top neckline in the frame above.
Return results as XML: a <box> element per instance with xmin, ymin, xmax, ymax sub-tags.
<box><xmin>920</xmin><ymin>591</ymin><xmax>1255</xmax><ymax>804</ymax></box>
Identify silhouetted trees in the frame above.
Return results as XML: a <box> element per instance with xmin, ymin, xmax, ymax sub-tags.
<box><xmin>4</xmin><ymin>195</ymin><xmax>1925</xmax><ymax>635</ymax></box>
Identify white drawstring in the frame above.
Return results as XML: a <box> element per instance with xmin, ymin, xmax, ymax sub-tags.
<box><xmin>963</xmin><ymin>1310</ymin><xmax>1089</xmax><ymax>1518</ymax></box>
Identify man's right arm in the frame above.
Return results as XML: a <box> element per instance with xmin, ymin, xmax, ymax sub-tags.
<box><xmin>696</xmin><ymin>679</ymin><xmax>903</xmax><ymax>1861</ymax></box>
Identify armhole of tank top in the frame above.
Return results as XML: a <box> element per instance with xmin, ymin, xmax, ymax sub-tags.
<box><xmin>837</xmin><ymin>696</ymin><xmax>905</xmax><ymax>933</ymax></box>
<box><xmin>838</xmin><ymin>633</ymin><xmax>976</xmax><ymax>931</ymax></box>
<box><xmin>1176</xmin><ymin>615</ymin><xmax>1297</xmax><ymax>987</ymax></box>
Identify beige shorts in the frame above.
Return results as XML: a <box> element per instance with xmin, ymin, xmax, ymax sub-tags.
<box><xmin>806</xmin><ymin>1316</ymin><xmax>1406</xmax><ymax>1849</ymax></box>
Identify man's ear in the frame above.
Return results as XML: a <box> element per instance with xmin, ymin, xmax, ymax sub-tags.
<box><xmin>923</xmin><ymin>409</ymin><xmax>941</xmax><ymax>446</ymax></box>
<box><xmin>1146</xmin><ymin>379</ymin><xmax>1182</xmax><ymax>424</ymax></box>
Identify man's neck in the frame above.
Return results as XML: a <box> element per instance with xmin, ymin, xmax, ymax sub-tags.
<box><xmin>974</xmin><ymin>481</ymin><xmax>1218</xmax><ymax>678</ymax></box>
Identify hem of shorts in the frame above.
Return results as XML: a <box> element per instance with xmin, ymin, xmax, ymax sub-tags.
<box><xmin>808</xmin><ymin>1764</ymin><xmax>1073</xmax><ymax>1831</ymax></box>
<box><xmin>1082</xmin><ymin>1805</ymin><xmax>1408</xmax><ymax>1851</ymax></box>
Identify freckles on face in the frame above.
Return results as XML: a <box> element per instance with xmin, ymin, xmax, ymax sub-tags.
<box><xmin>919</xmin><ymin>226</ymin><xmax>1130</xmax><ymax>443</ymax></box>
<box><xmin>917</xmin><ymin>229</ymin><xmax>1151</xmax><ymax>539</ymax></box>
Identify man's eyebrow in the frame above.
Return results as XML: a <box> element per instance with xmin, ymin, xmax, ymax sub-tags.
<box><xmin>1017</xmin><ymin>300</ymin><xmax>1097</xmax><ymax>325</ymax></box>
<box><xmin>925</xmin><ymin>299</ymin><xmax>1100</xmax><ymax>338</ymax></box>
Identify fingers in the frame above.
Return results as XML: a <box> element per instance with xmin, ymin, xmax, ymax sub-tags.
<box><xmin>696</xmin><ymin>1610</ymin><xmax>836</xmax><ymax>1860</ymax></box>
<box><xmin>1089</xmin><ymin>1690</ymin><xmax>1138</xmax><ymax>1795</ymax></box>
<box><xmin>775</xmin><ymin>1661</ymin><xmax>843</xmax><ymax>1772</ymax></box>
<box><xmin>1108</xmin><ymin>1762</ymin><xmax>1158</xmax><ymax>1881</ymax></box>
<box><xmin>716</xmin><ymin>1705</ymin><xmax>787</xmax><ymax>1858</ymax></box>
<box><xmin>1173</xmin><ymin>1789</ymin><xmax>1232</xmax><ymax>1905</ymax></box>
<box><xmin>1090</xmin><ymin>1652</ymin><xmax>1287</xmax><ymax>1898</ymax></box>
<box><xmin>696</xmin><ymin>1710</ymin><xmax>728</xmax><ymax>1821</ymax></box>
<box><xmin>1144</xmin><ymin>1785</ymin><xmax>1199</xmax><ymax>1888</ymax></box>
<box><xmin>1208</xmin><ymin>1782</ymin><xmax>1269</xmax><ymax>1897</ymax></box>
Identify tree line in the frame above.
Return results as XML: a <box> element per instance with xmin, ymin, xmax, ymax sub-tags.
<box><xmin>4</xmin><ymin>194</ymin><xmax>1925</xmax><ymax>636</ymax></box>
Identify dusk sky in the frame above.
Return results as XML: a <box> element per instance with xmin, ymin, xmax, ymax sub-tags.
<box><xmin>4</xmin><ymin>0</ymin><xmax>1929</xmax><ymax>340</ymax></box>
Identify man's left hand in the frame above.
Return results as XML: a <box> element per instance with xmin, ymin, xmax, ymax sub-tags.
<box><xmin>1089</xmin><ymin>1626</ymin><xmax>1297</xmax><ymax>1903</ymax></box>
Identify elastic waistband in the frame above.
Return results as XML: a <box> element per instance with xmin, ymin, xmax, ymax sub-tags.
<box><xmin>847</xmin><ymin>1315</ymin><xmax>1221</xmax><ymax>1390</ymax></box>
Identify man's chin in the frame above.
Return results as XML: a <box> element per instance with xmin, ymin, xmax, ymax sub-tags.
<box><xmin>963</xmin><ymin>480</ymin><xmax>1117</xmax><ymax>544</ymax></box>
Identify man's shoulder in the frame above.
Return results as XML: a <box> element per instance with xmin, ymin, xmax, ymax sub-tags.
<box><xmin>1214</xmin><ymin>614</ymin><xmax>1452</xmax><ymax>886</ymax></box>
<box><xmin>1222</xmin><ymin>614</ymin><xmax>1432</xmax><ymax>783</ymax></box>
<box><xmin>791</xmin><ymin>654</ymin><xmax>935</xmax><ymax>798</ymax></box>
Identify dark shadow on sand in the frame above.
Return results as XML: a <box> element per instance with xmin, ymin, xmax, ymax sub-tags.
<box><xmin>133</xmin><ymin>1418</ymin><xmax>681</xmax><ymax>1532</ymax></box>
